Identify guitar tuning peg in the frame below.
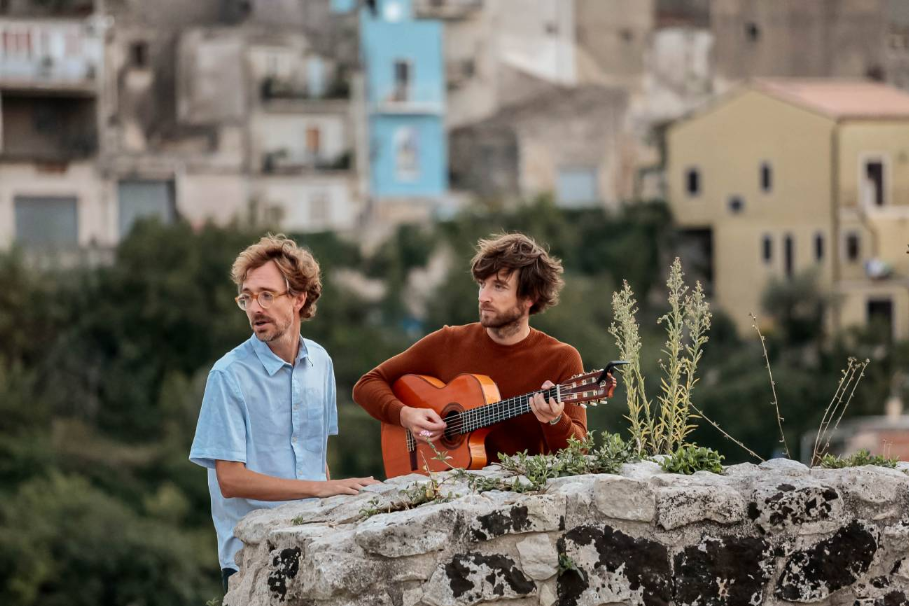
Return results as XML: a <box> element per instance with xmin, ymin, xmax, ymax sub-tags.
<box><xmin>589</xmin><ymin>402</ymin><xmax>597</xmax><ymax>407</ymax></box>
<box><xmin>580</xmin><ymin>404</ymin><xmax>587</xmax><ymax>409</ymax></box>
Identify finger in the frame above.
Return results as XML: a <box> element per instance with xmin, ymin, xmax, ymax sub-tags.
<box><xmin>424</xmin><ymin>411</ymin><xmax>447</xmax><ymax>428</ymax></box>
<box><xmin>541</xmin><ymin>380</ymin><xmax>554</xmax><ymax>389</ymax></box>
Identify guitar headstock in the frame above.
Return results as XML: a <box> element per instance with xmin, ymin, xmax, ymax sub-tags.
<box><xmin>558</xmin><ymin>361</ymin><xmax>629</xmax><ymax>408</ymax></box>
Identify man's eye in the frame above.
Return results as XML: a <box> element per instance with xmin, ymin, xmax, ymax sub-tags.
<box><xmin>261</xmin><ymin>292</ymin><xmax>274</xmax><ymax>302</ymax></box>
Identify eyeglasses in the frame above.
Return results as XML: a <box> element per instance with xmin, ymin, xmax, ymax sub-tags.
<box><xmin>235</xmin><ymin>291</ymin><xmax>290</xmax><ymax>311</ymax></box>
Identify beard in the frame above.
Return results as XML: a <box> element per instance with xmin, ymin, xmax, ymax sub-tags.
<box><xmin>479</xmin><ymin>304</ymin><xmax>525</xmax><ymax>330</ymax></box>
<box><xmin>251</xmin><ymin>312</ymin><xmax>292</xmax><ymax>343</ymax></box>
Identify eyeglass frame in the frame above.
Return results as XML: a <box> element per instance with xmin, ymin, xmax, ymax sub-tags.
<box><xmin>235</xmin><ymin>278</ymin><xmax>296</xmax><ymax>311</ymax></box>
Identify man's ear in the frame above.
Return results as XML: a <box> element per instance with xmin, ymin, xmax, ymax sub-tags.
<box><xmin>521</xmin><ymin>295</ymin><xmax>535</xmax><ymax>314</ymax></box>
<box><xmin>293</xmin><ymin>292</ymin><xmax>307</xmax><ymax>313</ymax></box>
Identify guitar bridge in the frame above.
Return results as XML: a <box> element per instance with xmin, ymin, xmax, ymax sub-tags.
<box><xmin>406</xmin><ymin>429</ymin><xmax>418</xmax><ymax>471</ymax></box>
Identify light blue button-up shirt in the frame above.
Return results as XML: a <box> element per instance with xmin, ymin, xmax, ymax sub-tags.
<box><xmin>189</xmin><ymin>334</ymin><xmax>338</xmax><ymax>570</ymax></box>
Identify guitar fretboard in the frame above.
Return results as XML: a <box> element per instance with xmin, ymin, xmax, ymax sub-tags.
<box><xmin>405</xmin><ymin>385</ymin><xmax>560</xmax><ymax>452</ymax></box>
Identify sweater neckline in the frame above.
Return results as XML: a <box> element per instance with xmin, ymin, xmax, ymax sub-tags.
<box><xmin>478</xmin><ymin>324</ymin><xmax>540</xmax><ymax>351</ymax></box>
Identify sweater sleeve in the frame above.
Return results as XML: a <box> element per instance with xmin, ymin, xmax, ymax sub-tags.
<box><xmin>540</xmin><ymin>344</ymin><xmax>587</xmax><ymax>452</ymax></box>
<box><xmin>352</xmin><ymin>327</ymin><xmax>449</xmax><ymax>425</ymax></box>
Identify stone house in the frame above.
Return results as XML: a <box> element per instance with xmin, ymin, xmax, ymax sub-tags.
<box><xmin>667</xmin><ymin>79</ymin><xmax>909</xmax><ymax>339</ymax></box>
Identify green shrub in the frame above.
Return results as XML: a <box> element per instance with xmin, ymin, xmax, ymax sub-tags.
<box><xmin>659</xmin><ymin>444</ymin><xmax>724</xmax><ymax>475</ymax></box>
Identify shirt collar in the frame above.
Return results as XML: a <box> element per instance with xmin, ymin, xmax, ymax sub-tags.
<box><xmin>250</xmin><ymin>333</ymin><xmax>309</xmax><ymax>376</ymax></box>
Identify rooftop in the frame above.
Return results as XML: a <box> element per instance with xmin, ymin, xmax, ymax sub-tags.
<box><xmin>754</xmin><ymin>78</ymin><xmax>909</xmax><ymax>120</ymax></box>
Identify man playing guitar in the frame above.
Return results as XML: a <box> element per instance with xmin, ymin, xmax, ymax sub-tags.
<box><xmin>354</xmin><ymin>232</ymin><xmax>608</xmax><ymax>471</ymax></box>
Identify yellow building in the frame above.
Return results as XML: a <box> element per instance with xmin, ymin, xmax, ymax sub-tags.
<box><xmin>667</xmin><ymin>79</ymin><xmax>909</xmax><ymax>340</ymax></box>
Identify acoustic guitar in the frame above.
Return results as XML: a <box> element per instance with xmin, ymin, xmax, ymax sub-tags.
<box><xmin>380</xmin><ymin>362</ymin><xmax>626</xmax><ymax>478</ymax></box>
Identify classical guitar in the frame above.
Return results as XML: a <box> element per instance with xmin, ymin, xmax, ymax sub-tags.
<box><xmin>380</xmin><ymin>362</ymin><xmax>627</xmax><ymax>478</ymax></box>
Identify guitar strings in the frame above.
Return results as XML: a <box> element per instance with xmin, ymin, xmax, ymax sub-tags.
<box><xmin>409</xmin><ymin>376</ymin><xmax>606</xmax><ymax>445</ymax></box>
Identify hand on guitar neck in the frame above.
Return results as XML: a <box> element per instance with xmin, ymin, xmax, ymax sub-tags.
<box><xmin>528</xmin><ymin>380</ymin><xmax>563</xmax><ymax>425</ymax></box>
<box><xmin>400</xmin><ymin>405</ymin><xmax>447</xmax><ymax>443</ymax></box>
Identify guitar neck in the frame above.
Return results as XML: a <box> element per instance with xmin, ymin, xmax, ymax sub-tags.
<box><xmin>455</xmin><ymin>385</ymin><xmax>560</xmax><ymax>434</ymax></box>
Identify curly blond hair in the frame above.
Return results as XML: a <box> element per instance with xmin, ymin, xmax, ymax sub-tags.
<box><xmin>470</xmin><ymin>232</ymin><xmax>564</xmax><ymax>315</ymax></box>
<box><xmin>231</xmin><ymin>234</ymin><xmax>322</xmax><ymax>321</ymax></box>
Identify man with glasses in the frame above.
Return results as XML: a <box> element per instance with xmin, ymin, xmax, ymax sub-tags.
<box><xmin>190</xmin><ymin>234</ymin><xmax>378</xmax><ymax>593</ymax></box>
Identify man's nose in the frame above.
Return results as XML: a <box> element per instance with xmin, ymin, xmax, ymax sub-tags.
<box><xmin>478</xmin><ymin>286</ymin><xmax>490</xmax><ymax>302</ymax></box>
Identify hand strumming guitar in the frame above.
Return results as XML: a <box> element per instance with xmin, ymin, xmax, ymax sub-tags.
<box><xmin>400</xmin><ymin>405</ymin><xmax>447</xmax><ymax>443</ymax></box>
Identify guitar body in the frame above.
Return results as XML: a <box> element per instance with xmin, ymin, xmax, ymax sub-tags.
<box><xmin>382</xmin><ymin>374</ymin><xmax>501</xmax><ymax>478</ymax></box>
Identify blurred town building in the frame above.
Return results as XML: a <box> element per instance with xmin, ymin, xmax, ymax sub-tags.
<box><xmin>0</xmin><ymin>0</ymin><xmax>907</xmax><ymax>330</ymax></box>
<box><xmin>667</xmin><ymin>79</ymin><xmax>909</xmax><ymax>340</ymax></box>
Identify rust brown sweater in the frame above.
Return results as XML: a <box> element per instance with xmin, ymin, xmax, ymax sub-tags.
<box><xmin>352</xmin><ymin>323</ymin><xmax>586</xmax><ymax>460</ymax></box>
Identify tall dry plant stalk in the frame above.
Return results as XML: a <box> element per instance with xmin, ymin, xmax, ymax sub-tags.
<box><xmin>750</xmin><ymin>313</ymin><xmax>790</xmax><ymax>459</ymax></box>
<box><xmin>608</xmin><ymin>281</ymin><xmax>654</xmax><ymax>456</ymax></box>
<box><xmin>811</xmin><ymin>357</ymin><xmax>870</xmax><ymax>466</ymax></box>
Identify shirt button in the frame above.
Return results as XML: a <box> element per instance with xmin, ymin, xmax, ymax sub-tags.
<box><xmin>292</xmin><ymin>437</ymin><xmax>297</xmax><ymax>444</ymax></box>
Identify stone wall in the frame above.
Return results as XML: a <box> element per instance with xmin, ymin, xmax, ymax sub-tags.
<box><xmin>226</xmin><ymin>459</ymin><xmax>909</xmax><ymax>606</ymax></box>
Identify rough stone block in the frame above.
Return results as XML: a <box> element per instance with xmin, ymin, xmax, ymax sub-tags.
<box><xmin>655</xmin><ymin>484</ymin><xmax>747</xmax><ymax>530</ymax></box>
<box><xmin>776</xmin><ymin>520</ymin><xmax>879</xmax><ymax>602</ymax></box>
<box><xmin>592</xmin><ymin>475</ymin><xmax>656</xmax><ymax>522</ymax></box>
<box><xmin>557</xmin><ymin>524</ymin><xmax>671</xmax><ymax>606</ymax></box>
<box><xmin>422</xmin><ymin>552</ymin><xmax>536</xmax><ymax>606</ymax></box>
<box><xmin>515</xmin><ymin>535</ymin><xmax>558</xmax><ymax>581</ymax></box>
<box><xmin>748</xmin><ymin>481</ymin><xmax>844</xmax><ymax>534</ymax></box>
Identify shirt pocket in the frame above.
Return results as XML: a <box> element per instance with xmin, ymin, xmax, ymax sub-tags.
<box><xmin>302</xmin><ymin>387</ymin><xmax>326</xmax><ymax>452</ymax></box>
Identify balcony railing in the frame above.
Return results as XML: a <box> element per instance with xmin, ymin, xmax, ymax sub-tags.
<box><xmin>413</xmin><ymin>0</ymin><xmax>483</xmax><ymax>20</ymax></box>
<box><xmin>260</xmin><ymin>75</ymin><xmax>350</xmax><ymax>102</ymax></box>
<box><xmin>261</xmin><ymin>149</ymin><xmax>352</xmax><ymax>174</ymax></box>
<box><xmin>0</xmin><ymin>19</ymin><xmax>103</xmax><ymax>91</ymax></box>
<box><xmin>370</xmin><ymin>84</ymin><xmax>444</xmax><ymax>114</ymax></box>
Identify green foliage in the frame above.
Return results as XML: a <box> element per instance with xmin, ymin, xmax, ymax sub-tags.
<box><xmin>818</xmin><ymin>449</ymin><xmax>899</xmax><ymax>469</ymax></box>
<box><xmin>761</xmin><ymin>269</ymin><xmax>832</xmax><ymax>345</ymax></box>
<box><xmin>0</xmin><ymin>473</ymin><xmax>218</xmax><ymax>606</ymax></box>
<box><xmin>497</xmin><ymin>431</ymin><xmax>638</xmax><ymax>490</ymax></box>
<box><xmin>659</xmin><ymin>444</ymin><xmax>725</xmax><ymax>475</ymax></box>
<box><xmin>357</xmin><ymin>431</ymin><xmax>637</xmax><ymax>519</ymax></box>
<box><xmin>558</xmin><ymin>554</ymin><xmax>579</xmax><ymax>576</ymax></box>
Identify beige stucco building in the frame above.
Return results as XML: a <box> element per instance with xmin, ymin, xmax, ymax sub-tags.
<box><xmin>668</xmin><ymin>79</ymin><xmax>909</xmax><ymax>340</ymax></box>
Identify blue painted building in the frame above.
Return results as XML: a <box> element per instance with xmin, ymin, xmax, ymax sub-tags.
<box><xmin>334</xmin><ymin>0</ymin><xmax>448</xmax><ymax>200</ymax></box>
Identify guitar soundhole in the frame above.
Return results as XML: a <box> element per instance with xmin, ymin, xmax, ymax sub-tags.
<box><xmin>440</xmin><ymin>407</ymin><xmax>464</xmax><ymax>448</ymax></box>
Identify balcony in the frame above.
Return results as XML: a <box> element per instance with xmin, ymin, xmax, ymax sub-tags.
<box><xmin>260</xmin><ymin>75</ymin><xmax>350</xmax><ymax>102</ymax></box>
<box><xmin>261</xmin><ymin>149</ymin><xmax>352</xmax><ymax>175</ymax></box>
<box><xmin>413</xmin><ymin>0</ymin><xmax>483</xmax><ymax>20</ymax></box>
<box><xmin>0</xmin><ymin>19</ymin><xmax>103</xmax><ymax>94</ymax></box>
<box><xmin>370</xmin><ymin>84</ymin><xmax>444</xmax><ymax>114</ymax></box>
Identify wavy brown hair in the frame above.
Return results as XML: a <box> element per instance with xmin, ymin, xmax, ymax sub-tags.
<box><xmin>231</xmin><ymin>234</ymin><xmax>322</xmax><ymax>321</ymax></box>
<box><xmin>470</xmin><ymin>232</ymin><xmax>564</xmax><ymax>315</ymax></box>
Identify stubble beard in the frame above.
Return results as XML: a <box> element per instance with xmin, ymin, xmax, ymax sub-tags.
<box><xmin>252</xmin><ymin>314</ymin><xmax>292</xmax><ymax>343</ymax></box>
<box><xmin>479</xmin><ymin>305</ymin><xmax>525</xmax><ymax>340</ymax></box>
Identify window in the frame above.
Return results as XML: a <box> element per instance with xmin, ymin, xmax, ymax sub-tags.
<box><xmin>784</xmin><ymin>234</ymin><xmax>794</xmax><ymax>278</ymax></box>
<box><xmin>556</xmin><ymin>167</ymin><xmax>599</xmax><ymax>208</ymax></box>
<box><xmin>309</xmin><ymin>191</ymin><xmax>329</xmax><ymax>224</ymax></box>
<box><xmin>760</xmin><ymin>162</ymin><xmax>772</xmax><ymax>193</ymax></box>
<box><xmin>728</xmin><ymin>195</ymin><xmax>744</xmax><ymax>214</ymax></box>
<box><xmin>130</xmin><ymin>41</ymin><xmax>149</xmax><ymax>69</ymax></box>
<box><xmin>761</xmin><ymin>234</ymin><xmax>773</xmax><ymax>264</ymax></box>
<box><xmin>306</xmin><ymin>56</ymin><xmax>325</xmax><ymax>98</ymax></box>
<box><xmin>393</xmin><ymin>59</ymin><xmax>411</xmax><ymax>102</ymax></box>
<box><xmin>305</xmin><ymin>126</ymin><xmax>321</xmax><ymax>159</ymax></box>
<box><xmin>14</xmin><ymin>196</ymin><xmax>78</xmax><ymax>247</ymax></box>
<box><xmin>862</xmin><ymin>159</ymin><xmax>886</xmax><ymax>207</ymax></box>
<box><xmin>686</xmin><ymin>168</ymin><xmax>700</xmax><ymax>196</ymax></box>
<box><xmin>117</xmin><ymin>180</ymin><xmax>175</xmax><ymax>237</ymax></box>
<box><xmin>814</xmin><ymin>233</ymin><xmax>824</xmax><ymax>262</ymax></box>
<box><xmin>845</xmin><ymin>232</ymin><xmax>860</xmax><ymax>262</ymax></box>
<box><xmin>745</xmin><ymin>22</ymin><xmax>760</xmax><ymax>42</ymax></box>
<box><xmin>394</xmin><ymin>127</ymin><xmax>419</xmax><ymax>181</ymax></box>
<box><xmin>867</xmin><ymin>298</ymin><xmax>894</xmax><ymax>340</ymax></box>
